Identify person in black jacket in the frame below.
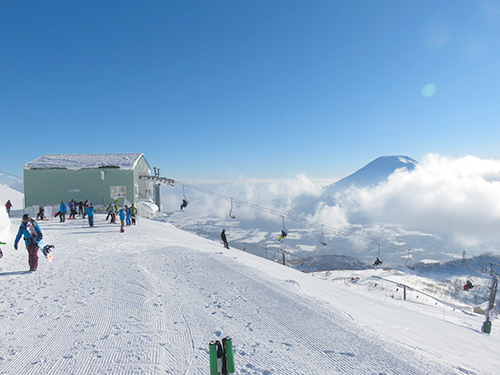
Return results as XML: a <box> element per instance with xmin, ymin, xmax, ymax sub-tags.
<box><xmin>221</xmin><ymin>229</ymin><xmax>229</xmax><ymax>249</ymax></box>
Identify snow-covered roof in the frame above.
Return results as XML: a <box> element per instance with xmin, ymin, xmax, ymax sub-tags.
<box><xmin>22</xmin><ymin>153</ymin><xmax>146</xmax><ymax>171</ymax></box>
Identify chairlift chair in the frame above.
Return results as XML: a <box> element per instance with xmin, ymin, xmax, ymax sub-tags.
<box><xmin>405</xmin><ymin>250</ymin><xmax>415</xmax><ymax>270</ymax></box>
<box><xmin>278</xmin><ymin>216</ymin><xmax>287</xmax><ymax>242</ymax></box>
<box><xmin>180</xmin><ymin>186</ymin><xmax>189</xmax><ymax>211</ymax></box>
<box><xmin>464</xmin><ymin>270</ymin><xmax>475</xmax><ymax>291</ymax></box>
<box><xmin>228</xmin><ymin>198</ymin><xmax>236</xmax><ymax>219</ymax></box>
<box><xmin>373</xmin><ymin>244</ymin><xmax>383</xmax><ymax>267</ymax></box>
<box><xmin>319</xmin><ymin>225</ymin><xmax>327</xmax><ymax>246</ymax></box>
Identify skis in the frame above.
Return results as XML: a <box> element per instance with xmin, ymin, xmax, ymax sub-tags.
<box><xmin>209</xmin><ymin>337</ymin><xmax>235</xmax><ymax>375</ymax></box>
<box><xmin>0</xmin><ymin>242</ymin><xmax>4</xmax><ymax>259</ymax></box>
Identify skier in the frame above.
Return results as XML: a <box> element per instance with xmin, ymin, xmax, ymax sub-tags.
<box><xmin>278</xmin><ymin>229</ymin><xmax>287</xmax><ymax>242</ymax></box>
<box><xmin>59</xmin><ymin>201</ymin><xmax>67</xmax><ymax>222</ymax></box>
<box><xmin>14</xmin><ymin>214</ymin><xmax>43</xmax><ymax>272</ymax></box>
<box><xmin>119</xmin><ymin>207</ymin><xmax>126</xmax><ymax>232</ymax></box>
<box><xmin>130</xmin><ymin>203</ymin><xmax>137</xmax><ymax>225</ymax></box>
<box><xmin>180</xmin><ymin>199</ymin><xmax>188</xmax><ymax>211</ymax></box>
<box><xmin>86</xmin><ymin>203</ymin><xmax>95</xmax><ymax>227</ymax></box>
<box><xmin>221</xmin><ymin>229</ymin><xmax>229</xmax><ymax>249</ymax></box>
<box><xmin>5</xmin><ymin>200</ymin><xmax>12</xmax><ymax>216</ymax></box>
<box><xmin>373</xmin><ymin>257</ymin><xmax>383</xmax><ymax>267</ymax></box>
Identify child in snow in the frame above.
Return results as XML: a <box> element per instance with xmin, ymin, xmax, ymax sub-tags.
<box><xmin>14</xmin><ymin>214</ymin><xmax>43</xmax><ymax>271</ymax></box>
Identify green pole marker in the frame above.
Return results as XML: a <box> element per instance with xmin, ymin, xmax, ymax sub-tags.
<box><xmin>223</xmin><ymin>337</ymin><xmax>235</xmax><ymax>374</ymax></box>
<box><xmin>209</xmin><ymin>340</ymin><xmax>221</xmax><ymax>375</ymax></box>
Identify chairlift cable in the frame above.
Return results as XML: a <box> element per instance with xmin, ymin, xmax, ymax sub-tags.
<box><xmin>176</xmin><ymin>181</ymin><xmax>417</xmax><ymax>254</ymax></box>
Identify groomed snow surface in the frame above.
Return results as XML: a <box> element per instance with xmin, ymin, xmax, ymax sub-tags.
<box><xmin>1</xmin><ymin>205</ymin><xmax>499</xmax><ymax>372</ymax></box>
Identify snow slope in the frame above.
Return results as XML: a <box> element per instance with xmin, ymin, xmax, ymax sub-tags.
<box><xmin>0</xmin><ymin>211</ymin><xmax>498</xmax><ymax>374</ymax></box>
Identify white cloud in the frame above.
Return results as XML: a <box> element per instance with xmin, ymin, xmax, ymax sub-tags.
<box><xmin>349</xmin><ymin>154</ymin><xmax>500</xmax><ymax>249</ymax></box>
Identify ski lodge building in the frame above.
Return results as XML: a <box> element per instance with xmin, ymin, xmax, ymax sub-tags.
<box><xmin>22</xmin><ymin>153</ymin><xmax>152</xmax><ymax>208</ymax></box>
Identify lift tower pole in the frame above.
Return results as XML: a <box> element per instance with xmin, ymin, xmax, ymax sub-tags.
<box><xmin>139</xmin><ymin>167</ymin><xmax>175</xmax><ymax>213</ymax></box>
<box><xmin>482</xmin><ymin>262</ymin><xmax>499</xmax><ymax>334</ymax></box>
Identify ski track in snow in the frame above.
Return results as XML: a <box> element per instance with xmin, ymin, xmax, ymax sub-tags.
<box><xmin>0</xmin><ymin>216</ymin><xmax>483</xmax><ymax>374</ymax></box>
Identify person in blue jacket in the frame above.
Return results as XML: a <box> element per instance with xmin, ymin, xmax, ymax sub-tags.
<box><xmin>86</xmin><ymin>203</ymin><xmax>95</xmax><ymax>227</ymax></box>
<box><xmin>119</xmin><ymin>207</ymin><xmax>126</xmax><ymax>232</ymax></box>
<box><xmin>59</xmin><ymin>201</ymin><xmax>67</xmax><ymax>222</ymax></box>
<box><xmin>125</xmin><ymin>205</ymin><xmax>131</xmax><ymax>226</ymax></box>
<box><xmin>14</xmin><ymin>214</ymin><xmax>43</xmax><ymax>271</ymax></box>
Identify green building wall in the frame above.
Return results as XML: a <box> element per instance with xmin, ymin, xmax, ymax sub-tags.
<box><xmin>23</xmin><ymin>156</ymin><xmax>151</xmax><ymax>207</ymax></box>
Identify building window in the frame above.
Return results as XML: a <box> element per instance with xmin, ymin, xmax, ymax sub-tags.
<box><xmin>110</xmin><ymin>186</ymin><xmax>126</xmax><ymax>198</ymax></box>
<box><xmin>134</xmin><ymin>184</ymin><xmax>139</xmax><ymax>197</ymax></box>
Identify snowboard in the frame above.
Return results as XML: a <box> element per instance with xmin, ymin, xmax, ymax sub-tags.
<box><xmin>40</xmin><ymin>244</ymin><xmax>54</xmax><ymax>262</ymax></box>
<box><xmin>26</xmin><ymin>221</ymin><xmax>54</xmax><ymax>262</ymax></box>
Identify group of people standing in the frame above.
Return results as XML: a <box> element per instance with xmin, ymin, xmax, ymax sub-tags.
<box><xmin>106</xmin><ymin>202</ymin><xmax>137</xmax><ymax>232</ymax></box>
<box><xmin>57</xmin><ymin>200</ymin><xmax>95</xmax><ymax>226</ymax></box>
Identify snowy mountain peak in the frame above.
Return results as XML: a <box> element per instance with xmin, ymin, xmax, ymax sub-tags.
<box><xmin>324</xmin><ymin>155</ymin><xmax>418</xmax><ymax>193</ymax></box>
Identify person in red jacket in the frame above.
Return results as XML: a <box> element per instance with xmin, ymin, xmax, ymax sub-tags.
<box><xmin>5</xmin><ymin>200</ymin><xmax>12</xmax><ymax>216</ymax></box>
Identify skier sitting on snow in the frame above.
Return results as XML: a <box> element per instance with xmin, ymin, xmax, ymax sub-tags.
<box><xmin>14</xmin><ymin>214</ymin><xmax>43</xmax><ymax>272</ymax></box>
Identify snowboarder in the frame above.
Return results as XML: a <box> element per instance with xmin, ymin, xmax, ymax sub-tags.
<box><xmin>59</xmin><ymin>201</ymin><xmax>67</xmax><ymax>222</ymax></box>
<box><xmin>86</xmin><ymin>203</ymin><xmax>95</xmax><ymax>227</ymax></box>
<box><xmin>278</xmin><ymin>229</ymin><xmax>287</xmax><ymax>242</ymax></box>
<box><xmin>221</xmin><ymin>229</ymin><xmax>229</xmax><ymax>249</ymax></box>
<box><xmin>5</xmin><ymin>200</ymin><xmax>13</xmax><ymax>216</ymax></box>
<box><xmin>119</xmin><ymin>207</ymin><xmax>126</xmax><ymax>232</ymax></box>
<box><xmin>180</xmin><ymin>199</ymin><xmax>188</xmax><ymax>211</ymax></box>
<box><xmin>14</xmin><ymin>214</ymin><xmax>43</xmax><ymax>271</ymax></box>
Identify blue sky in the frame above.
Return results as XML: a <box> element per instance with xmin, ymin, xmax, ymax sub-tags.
<box><xmin>1</xmin><ymin>1</ymin><xmax>500</xmax><ymax>181</ymax></box>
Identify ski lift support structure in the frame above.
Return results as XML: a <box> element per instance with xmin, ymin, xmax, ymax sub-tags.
<box><xmin>139</xmin><ymin>167</ymin><xmax>175</xmax><ymax>212</ymax></box>
<box><xmin>481</xmin><ymin>262</ymin><xmax>500</xmax><ymax>334</ymax></box>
